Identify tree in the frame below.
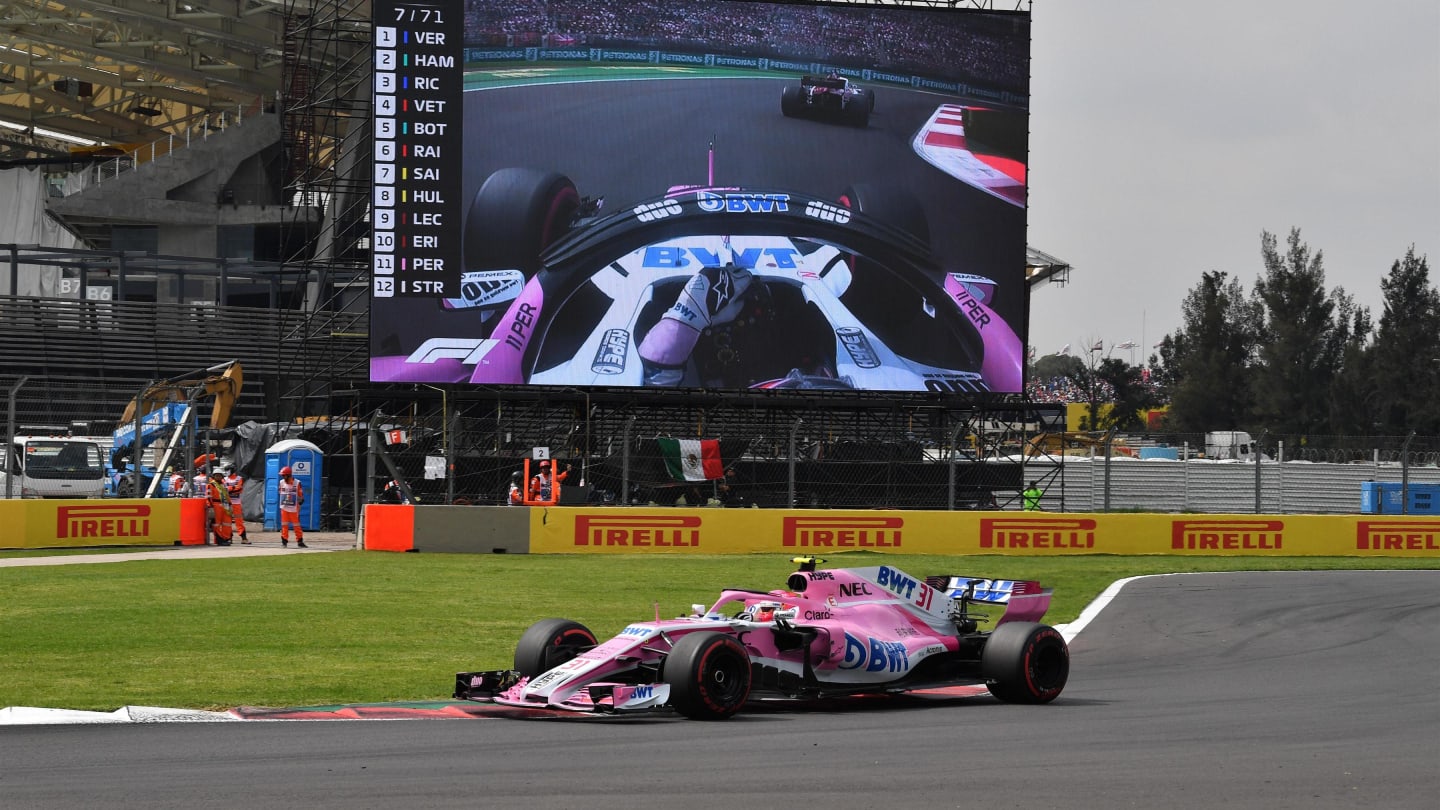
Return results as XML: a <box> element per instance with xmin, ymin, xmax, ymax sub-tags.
<box><xmin>1032</xmin><ymin>352</ymin><xmax>1082</xmax><ymax>382</ymax></box>
<box><xmin>1367</xmin><ymin>247</ymin><xmax>1440</xmax><ymax>434</ymax></box>
<box><xmin>1094</xmin><ymin>357</ymin><xmax>1160</xmax><ymax>431</ymax></box>
<box><xmin>1158</xmin><ymin>271</ymin><xmax>1262</xmax><ymax>433</ymax></box>
<box><xmin>1327</xmin><ymin>305</ymin><xmax>1376</xmax><ymax>435</ymax></box>
<box><xmin>1250</xmin><ymin>229</ymin><xmax>1357</xmax><ymax>436</ymax></box>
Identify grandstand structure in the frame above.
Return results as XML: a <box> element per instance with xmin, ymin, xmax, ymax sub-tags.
<box><xmin>0</xmin><ymin>0</ymin><xmax>1065</xmax><ymax>511</ymax></box>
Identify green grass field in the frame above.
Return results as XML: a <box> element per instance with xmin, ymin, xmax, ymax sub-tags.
<box><xmin>3</xmin><ymin>551</ymin><xmax>1436</xmax><ymax>712</ymax></box>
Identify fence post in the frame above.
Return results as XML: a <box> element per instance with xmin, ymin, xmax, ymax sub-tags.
<box><xmin>788</xmin><ymin>418</ymin><xmax>803</xmax><ymax>508</ymax></box>
<box><xmin>1102</xmin><ymin>427</ymin><xmax>1117</xmax><ymax>512</ymax></box>
<box><xmin>447</xmin><ymin>409</ymin><xmax>459</xmax><ymax>505</ymax></box>
<box><xmin>1277</xmin><ymin>440</ymin><xmax>1285</xmax><ymax>507</ymax></box>
<box><xmin>947</xmin><ymin>423</ymin><xmax>964</xmax><ymax>510</ymax></box>
<box><xmin>621</xmin><ymin>417</ymin><xmax>634</xmax><ymax>503</ymax></box>
<box><xmin>5</xmin><ymin>376</ymin><xmax>28</xmax><ymax>499</ymax></box>
<box><xmin>1253</xmin><ymin>429</ymin><xmax>1267</xmax><ymax>513</ymax></box>
<box><xmin>1402</xmin><ymin>431</ymin><xmax>1416</xmax><ymax>514</ymax></box>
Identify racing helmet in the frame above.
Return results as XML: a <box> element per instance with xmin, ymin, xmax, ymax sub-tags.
<box><xmin>280</xmin><ymin>466</ymin><xmax>292</xmax><ymax>476</ymax></box>
<box><xmin>752</xmin><ymin>600</ymin><xmax>782</xmax><ymax>622</ymax></box>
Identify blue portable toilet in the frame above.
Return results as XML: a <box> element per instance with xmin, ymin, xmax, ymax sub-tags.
<box><xmin>264</xmin><ymin>439</ymin><xmax>323</xmax><ymax>531</ymax></box>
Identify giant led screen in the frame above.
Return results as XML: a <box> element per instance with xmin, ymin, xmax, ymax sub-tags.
<box><xmin>370</xmin><ymin>0</ymin><xmax>1030</xmax><ymax>394</ymax></box>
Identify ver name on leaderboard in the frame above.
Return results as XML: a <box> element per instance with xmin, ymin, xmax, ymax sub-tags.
<box><xmin>372</xmin><ymin>2</ymin><xmax>463</xmax><ymax>298</ymax></box>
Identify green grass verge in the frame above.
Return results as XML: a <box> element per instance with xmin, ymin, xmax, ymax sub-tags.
<box><xmin>3</xmin><ymin>551</ymin><xmax>1436</xmax><ymax>712</ymax></box>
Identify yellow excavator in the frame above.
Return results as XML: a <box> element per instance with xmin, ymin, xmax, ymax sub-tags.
<box><xmin>119</xmin><ymin>360</ymin><xmax>244</xmax><ymax>431</ymax></box>
<box><xmin>112</xmin><ymin>361</ymin><xmax>244</xmax><ymax>496</ymax></box>
<box><xmin>1023</xmin><ymin>431</ymin><xmax>1135</xmax><ymax>458</ymax></box>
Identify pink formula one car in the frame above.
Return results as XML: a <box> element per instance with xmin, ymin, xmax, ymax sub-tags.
<box><xmin>455</xmin><ymin>558</ymin><xmax>1069</xmax><ymax>720</ymax></box>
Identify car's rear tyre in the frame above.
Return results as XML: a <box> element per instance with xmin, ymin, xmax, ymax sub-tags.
<box><xmin>780</xmin><ymin>84</ymin><xmax>803</xmax><ymax>117</ymax></box>
<box><xmin>848</xmin><ymin>99</ymin><xmax>871</xmax><ymax>127</ymax></box>
<box><xmin>837</xmin><ymin>183</ymin><xmax>929</xmax><ymax>245</ymax></box>
<box><xmin>513</xmin><ymin>618</ymin><xmax>597</xmax><ymax>678</ymax></box>
<box><xmin>464</xmin><ymin>168</ymin><xmax>579</xmax><ymax>277</ymax></box>
<box><xmin>664</xmin><ymin>632</ymin><xmax>752</xmax><ymax>720</ymax></box>
<box><xmin>981</xmin><ymin>622</ymin><xmax>1069</xmax><ymax>704</ymax></box>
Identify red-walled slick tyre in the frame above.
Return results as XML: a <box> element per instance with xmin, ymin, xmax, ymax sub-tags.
<box><xmin>982</xmin><ymin>621</ymin><xmax>1069</xmax><ymax>704</ymax></box>
<box><xmin>664</xmin><ymin>632</ymin><xmax>752</xmax><ymax>720</ymax></box>
<box><xmin>513</xmin><ymin>618</ymin><xmax>597</xmax><ymax>678</ymax></box>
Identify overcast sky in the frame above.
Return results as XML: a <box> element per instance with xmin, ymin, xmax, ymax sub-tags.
<box><xmin>1024</xmin><ymin>0</ymin><xmax>1439</xmax><ymax>365</ymax></box>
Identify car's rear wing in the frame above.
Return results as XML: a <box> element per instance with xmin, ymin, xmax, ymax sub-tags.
<box><xmin>801</xmin><ymin>75</ymin><xmax>847</xmax><ymax>90</ymax></box>
<box><xmin>924</xmin><ymin>576</ymin><xmax>1053</xmax><ymax>624</ymax></box>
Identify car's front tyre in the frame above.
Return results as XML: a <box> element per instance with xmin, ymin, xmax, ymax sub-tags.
<box><xmin>464</xmin><ymin>168</ymin><xmax>579</xmax><ymax>278</ymax></box>
<box><xmin>664</xmin><ymin>632</ymin><xmax>752</xmax><ymax>720</ymax></box>
<box><xmin>513</xmin><ymin>618</ymin><xmax>597</xmax><ymax>678</ymax></box>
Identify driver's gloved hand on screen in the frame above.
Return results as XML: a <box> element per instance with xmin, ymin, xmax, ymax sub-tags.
<box><xmin>637</xmin><ymin>263</ymin><xmax>754</xmax><ymax>384</ymax></box>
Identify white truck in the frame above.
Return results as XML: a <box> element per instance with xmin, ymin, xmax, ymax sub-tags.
<box><xmin>1</xmin><ymin>435</ymin><xmax>108</xmax><ymax>498</ymax></box>
<box><xmin>1204</xmin><ymin>431</ymin><xmax>1269</xmax><ymax>461</ymax></box>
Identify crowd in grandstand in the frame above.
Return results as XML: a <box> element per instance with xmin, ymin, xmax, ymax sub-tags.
<box><xmin>464</xmin><ymin>0</ymin><xmax>1028</xmax><ymax>94</ymax></box>
<box><xmin>1026</xmin><ymin>374</ymin><xmax>1169</xmax><ymax>405</ymax></box>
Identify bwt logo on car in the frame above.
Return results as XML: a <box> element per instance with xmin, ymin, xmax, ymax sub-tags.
<box><xmin>1355</xmin><ymin>521</ymin><xmax>1440</xmax><ymax>551</ymax></box>
<box><xmin>57</xmin><ymin>504</ymin><xmax>151</xmax><ymax>540</ymax></box>
<box><xmin>876</xmin><ymin>565</ymin><xmax>919</xmax><ymax>600</ymax></box>
<box><xmin>782</xmin><ymin>516</ymin><xmax>902</xmax><ymax>548</ymax></box>
<box><xmin>840</xmin><ymin>633</ymin><xmax>910</xmax><ymax>672</ymax></box>
<box><xmin>574</xmin><ymin>514</ymin><xmax>701</xmax><ymax>547</ymax></box>
<box><xmin>980</xmin><ymin>518</ymin><xmax>1096</xmax><ymax>549</ymax></box>
<box><xmin>695</xmin><ymin>191</ymin><xmax>789</xmax><ymax>213</ymax></box>
<box><xmin>1171</xmin><ymin>519</ymin><xmax>1283</xmax><ymax>551</ymax></box>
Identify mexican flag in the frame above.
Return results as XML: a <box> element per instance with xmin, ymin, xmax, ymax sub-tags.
<box><xmin>658</xmin><ymin>438</ymin><xmax>725</xmax><ymax>481</ymax></box>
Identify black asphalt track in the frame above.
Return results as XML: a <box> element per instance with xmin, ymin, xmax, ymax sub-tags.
<box><xmin>4</xmin><ymin>570</ymin><xmax>1436</xmax><ymax>809</ymax></box>
<box><xmin>373</xmin><ymin>76</ymin><xmax>1027</xmax><ymax>356</ymax></box>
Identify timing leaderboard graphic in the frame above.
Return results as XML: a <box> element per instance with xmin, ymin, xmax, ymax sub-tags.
<box><xmin>371</xmin><ymin>1</ymin><xmax>464</xmax><ymax>299</ymax></box>
<box><xmin>370</xmin><ymin>0</ymin><xmax>1031</xmax><ymax>395</ymax></box>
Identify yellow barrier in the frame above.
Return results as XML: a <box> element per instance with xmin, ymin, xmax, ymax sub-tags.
<box><xmin>528</xmin><ymin>507</ymin><xmax>1440</xmax><ymax>557</ymax></box>
<box><xmin>0</xmin><ymin>499</ymin><xmax>183</xmax><ymax>549</ymax></box>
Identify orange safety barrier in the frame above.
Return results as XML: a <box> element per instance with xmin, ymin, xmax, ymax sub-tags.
<box><xmin>177</xmin><ymin>497</ymin><xmax>209</xmax><ymax>545</ymax></box>
<box><xmin>365</xmin><ymin>504</ymin><xmax>416</xmax><ymax>551</ymax></box>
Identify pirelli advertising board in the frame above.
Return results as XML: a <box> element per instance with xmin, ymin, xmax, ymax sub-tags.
<box><xmin>0</xmin><ymin>499</ymin><xmax>184</xmax><ymax>549</ymax></box>
<box><xmin>522</xmin><ymin>508</ymin><xmax>1440</xmax><ymax>557</ymax></box>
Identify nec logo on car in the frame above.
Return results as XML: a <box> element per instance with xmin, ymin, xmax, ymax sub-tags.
<box><xmin>574</xmin><ymin>514</ymin><xmax>701</xmax><ymax>547</ymax></box>
<box><xmin>980</xmin><ymin>518</ymin><xmax>1096</xmax><ymax>549</ymax></box>
<box><xmin>782</xmin><ymin>516</ymin><xmax>902</xmax><ymax>548</ymax></box>
<box><xmin>1355</xmin><ymin>521</ymin><xmax>1440</xmax><ymax>551</ymax></box>
<box><xmin>1171</xmin><ymin>519</ymin><xmax>1283</xmax><ymax>550</ymax></box>
<box><xmin>57</xmin><ymin>504</ymin><xmax>151</xmax><ymax>539</ymax></box>
<box><xmin>696</xmin><ymin>192</ymin><xmax>789</xmax><ymax>213</ymax></box>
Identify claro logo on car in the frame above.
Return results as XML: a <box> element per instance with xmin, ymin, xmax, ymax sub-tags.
<box><xmin>1355</xmin><ymin>521</ymin><xmax>1440</xmax><ymax>551</ymax></box>
<box><xmin>1171</xmin><ymin>519</ymin><xmax>1283</xmax><ymax>551</ymax></box>
<box><xmin>782</xmin><ymin>516</ymin><xmax>902</xmax><ymax>548</ymax></box>
<box><xmin>980</xmin><ymin>518</ymin><xmax>1096</xmax><ymax>549</ymax></box>
<box><xmin>57</xmin><ymin>504</ymin><xmax>151</xmax><ymax>540</ymax></box>
<box><xmin>574</xmin><ymin>514</ymin><xmax>701</xmax><ymax>547</ymax></box>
